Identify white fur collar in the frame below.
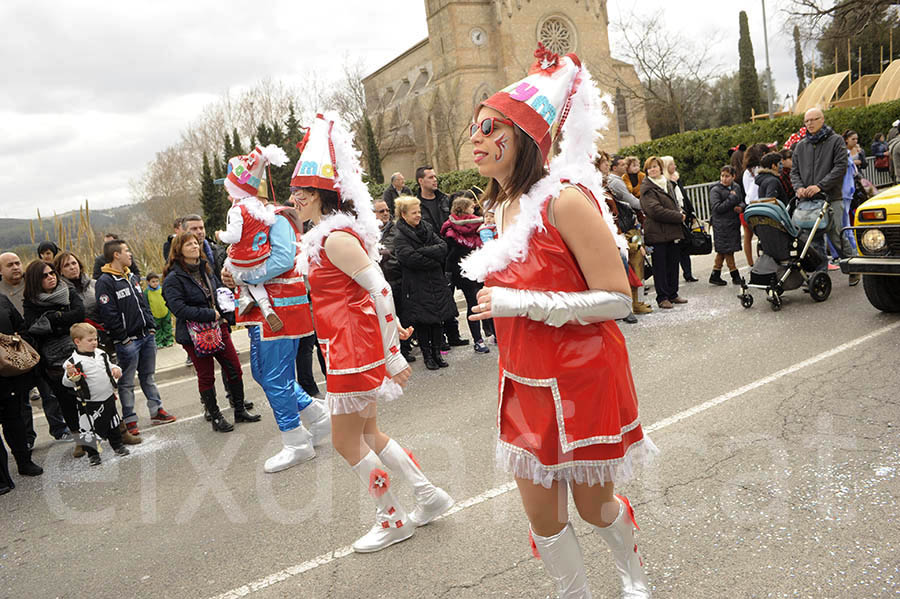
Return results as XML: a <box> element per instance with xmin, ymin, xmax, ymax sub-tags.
<box><xmin>297</xmin><ymin>212</ymin><xmax>382</xmax><ymax>275</ymax></box>
<box><xmin>235</xmin><ymin>198</ymin><xmax>277</xmax><ymax>226</ymax></box>
<box><xmin>461</xmin><ymin>65</ymin><xmax>622</xmax><ymax>282</ymax></box>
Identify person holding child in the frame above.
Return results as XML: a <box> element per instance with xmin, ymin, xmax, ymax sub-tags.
<box><xmin>708</xmin><ymin>165</ymin><xmax>746</xmax><ymax>286</ymax></box>
<box><xmin>216</xmin><ymin>144</ymin><xmax>290</xmax><ymax>333</ymax></box>
<box><xmin>143</xmin><ymin>273</ymin><xmax>173</xmax><ymax>348</ymax></box>
<box><xmin>62</xmin><ymin>323</ymin><xmax>130</xmax><ymax>466</ymax></box>
<box><xmin>163</xmin><ymin>232</ymin><xmax>261</xmax><ymax>433</ymax></box>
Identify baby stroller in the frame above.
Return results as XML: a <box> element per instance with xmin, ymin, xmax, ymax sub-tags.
<box><xmin>737</xmin><ymin>195</ymin><xmax>832</xmax><ymax>311</ymax></box>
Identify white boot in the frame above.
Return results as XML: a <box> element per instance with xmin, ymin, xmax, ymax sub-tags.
<box><xmin>351</xmin><ymin>450</ymin><xmax>415</xmax><ymax>553</ymax></box>
<box><xmin>264</xmin><ymin>426</ymin><xmax>316</xmax><ymax>473</ymax></box>
<box><xmin>257</xmin><ymin>298</ymin><xmax>283</xmax><ymax>333</ymax></box>
<box><xmin>378</xmin><ymin>439</ymin><xmax>454</xmax><ymax>527</ymax></box>
<box><xmin>300</xmin><ymin>398</ymin><xmax>331</xmax><ymax>446</ymax></box>
<box><xmin>593</xmin><ymin>495</ymin><xmax>651</xmax><ymax>598</ymax></box>
<box><xmin>531</xmin><ymin>522</ymin><xmax>592</xmax><ymax>599</ymax></box>
<box><xmin>236</xmin><ymin>292</ymin><xmax>256</xmax><ymax>316</ymax></box>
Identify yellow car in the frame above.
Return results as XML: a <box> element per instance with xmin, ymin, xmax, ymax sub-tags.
<box><xmin>841</xmin><ymin>184</ymin><xmax>900</xmax><ymax>312</ymax></box>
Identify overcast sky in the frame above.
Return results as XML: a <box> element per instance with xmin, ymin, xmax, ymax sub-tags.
<box><xmin>1</xmin><ymin>0</ymin><xmax>804</xmax><ymax>220</ymax></box>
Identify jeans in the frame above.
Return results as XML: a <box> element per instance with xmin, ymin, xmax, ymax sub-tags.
<box><xmin>824</xmin><ymin>200</ymin><xmax>853</xmax><ymax>259</ymax></box>
<box><xmin>116</xmin><ymin>333</ymin><xmax>163</xmax><ymax>424</ymax></box>
<box><xmin>35</xmin><ymin>374</ymin><xmax>68</xmax><ymax>438</ymax></box>
<box><xmin>650</xmin><ymin>242</ymin><xmax>680</xmax><ymax>303</ymax></box>
<box><xmin>248</xmin><ymin>326</ymin><xmax>312</xmax><ymax>433</ymax></box>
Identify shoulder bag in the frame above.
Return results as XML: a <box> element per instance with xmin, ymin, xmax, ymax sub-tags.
<box><xmin>0</xmin><ymin>332</ymin><xmax>40</xmax><ymax>376</ymax></box>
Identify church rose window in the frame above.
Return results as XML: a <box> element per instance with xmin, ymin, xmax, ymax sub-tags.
<box><xmin>538</xmin><ymin>17</ymin><xmax>573</xmax><ymax>55</ymax></box>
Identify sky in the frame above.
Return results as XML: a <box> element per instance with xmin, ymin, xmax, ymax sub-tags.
<box><xmin>1</xmin><ymin>0</ymin><xmax>806</xmax><ymax>220</ymax></box>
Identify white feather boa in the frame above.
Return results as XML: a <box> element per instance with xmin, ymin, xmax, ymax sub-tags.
<box><xmin>461</xmin><ymin>65</ymin><xmax>623</xmax><ymax>282</ymax></box>
<box><xmin>235</xmin><ymin>197</ymin><xmax>277</xmax><ymax>226</ymax></box>
<box><xmin>297</xmin><ymin>111</ymin><xmax>382</xmax><ymax>274</ymax></box>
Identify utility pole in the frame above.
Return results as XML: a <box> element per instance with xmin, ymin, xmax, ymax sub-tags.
<box><xmin>761</xmin><ymin>0</ymin><xmax>775</xmax><ymax>118</ymax></box>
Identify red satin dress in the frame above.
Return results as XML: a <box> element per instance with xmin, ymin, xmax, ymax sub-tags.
<box><xmin>307</xmin><ymin>229</ymin><xmax>388</xmax><ymax>396</ymax></box>
<box><xmin>485</xmin><ymin>197</ymin><xmax>650</xmax><ymax>487</ymax></box>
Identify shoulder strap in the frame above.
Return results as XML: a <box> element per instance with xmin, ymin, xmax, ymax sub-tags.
<box><xmin>101</xmin><ymin>351</ymin><xmax>118</xmax><ymax>389</ymax></box>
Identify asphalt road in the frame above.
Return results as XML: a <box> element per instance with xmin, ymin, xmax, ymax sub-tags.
<box><xmin>2</xmin><ymin>266</ymin><xmax>899</xmax><ymax>599</ymax></box>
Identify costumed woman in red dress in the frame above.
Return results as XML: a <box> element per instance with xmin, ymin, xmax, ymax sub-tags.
<box><xmin>290</xmin><ymin>113</ymin><xmax>454</xmax><ymax>553</ymax></box>
<box><xmin>462</xmin><ymin>45</ymin><xmax>658</xmax><ymax>598</ymax></box>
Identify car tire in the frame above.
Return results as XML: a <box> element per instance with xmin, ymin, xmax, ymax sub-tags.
<box><xmin>862</xmin><ymin>275</ymin><xmax>900</xmax><ymax>313</ymax></box>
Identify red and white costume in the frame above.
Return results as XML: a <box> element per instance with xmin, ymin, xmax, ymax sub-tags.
<box><xmin>461</xmin><ymin>45</ymin><xmax>655</xmax><ymax>597</ymax></box>
<box><xmin>220</xmin><ymin>199</ymin><xmax>275</xmax><ymax>277</ymax></box>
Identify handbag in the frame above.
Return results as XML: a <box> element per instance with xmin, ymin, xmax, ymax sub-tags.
<box><xmin>0</xmin><ymin>332</ymin><xmax>40</xmax><ymax>376</ymax></box>
<box><xmin>186</xmin><ymin>320</ymin><xmax>225</xmax><ymax>357</ymax></box>
<box><xmin>874</xmin><ymin>155</ymin><xmax>889</xmax><ymax>170</ymax></box>
<box><xmin>684</xmin><ymin>218</ymin><xmax>712</xmax><ymax>255</ymax></box>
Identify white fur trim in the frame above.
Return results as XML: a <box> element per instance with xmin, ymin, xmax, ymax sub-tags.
<box><xmin>461</xmin><ymin>64</ymin><xmax>623</xmax><ymax>282</ymax></box>
<box><xmin>236</xmin><ymin>197</ymin><xmax>277</xmax><ymax>226</ymax></box>
<box><xmin>297</xmin><ymin>111</ymin><xmax>383</xmax><ymax>273</ymax></box>
<box><xmin>259</xmin><ymin>144</ymin><xmax>289</xmax><ymax>168</ymax></box>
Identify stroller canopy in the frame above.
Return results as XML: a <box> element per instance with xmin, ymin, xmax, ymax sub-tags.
<box><xmin>744</xmin><ymin>201</ymin><xmax>800</xmax><ymax>238</ymax></box>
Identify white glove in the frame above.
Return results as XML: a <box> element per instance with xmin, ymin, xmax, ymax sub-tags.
<box><xmin>490</xmin><ymin>287</ymin><xmax>632</xmax><ymax>327</ymax></box>
<box><xmin>351</xmin><ymin>264</ymin><xmax>408</xmax><ymax>376</ymax></box>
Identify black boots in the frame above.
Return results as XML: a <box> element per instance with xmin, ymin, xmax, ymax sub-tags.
<box><xmin>433</xmin><ymin>349</ymin><xmax>449</xmax><ymax>368</ymax></box>
<box><xmin>730</xmin><ymin>269</ymin><xmax>743</xmax><ymax>285</ymax></box>
<box><xmin>709</xmin><ymin>270</ymin><xmax>727</xmax><ymax>286</ymax></box>
<box><xmin>16</xmin><ymin>457</ymin><xmax>43</xmax><ymax>476</ymax></box>
<box><xmin>228</xmin><ymin>383</ymin><xmax>261</xmax><ymax>423</ymax></box>
<box><xmin>400</xmin><ymin>338</ymin><xmax>416</xmax><ymax>363</ymax></box>
<box><xmin>200</xmin><ymin>389</ymin><xmax>234</xmax><ymax>433</ymax></box>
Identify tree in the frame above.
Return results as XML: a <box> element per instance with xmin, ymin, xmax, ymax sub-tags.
<box><xmin>738</xmin><ymin>11</ymin><xmax>762</xmax><ymax>121</ymax></box>
<box><xmin>788</xmin><ymin>0</ymin><xmax>900</xmax><ymax>38</ymax></box>
<box><xmin>611</xmin><ymin>13</ymin><xmax>720</xmax><ymax>134</ymax></box>
<box><xmin>815</xmin><ymin>3</ymin><xmax>898</xmax><ymax>77</ymax></box>
<box><xmin>362</xmin><ymin>114</ymin><xmax>383</xmax><ymax>183</ymax></box>
<box><xmin>793</xmin><ymin>25</ymin><xmax>806</xmax><ymax>96</ymax></box>
<box><xmin>199</xmin><ymin>153</ymin><xmax>225</xmax><ymax>233</ymax></box>
<box><xmin>231</xmin><ymin>128</ymin><xmax>244</xmax><ymax>156</ymax></box>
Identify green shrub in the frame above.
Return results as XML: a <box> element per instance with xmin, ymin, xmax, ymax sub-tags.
<box><xmin>437</xmin><ymin>169</ymin><xmax>490</xmax><ymax>195</ymax></box>
<box><xmin>619</xmin><ymin>99</ymin><xmax>900</xmax><ymax>185</ymax></box>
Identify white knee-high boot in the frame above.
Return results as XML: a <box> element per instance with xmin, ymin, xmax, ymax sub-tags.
<box><xmin>299</xmin><ymin>397</ymin><xmax>331</xmax><ymax>446</ymax></box>
<box><xmin>593</xmin><ymin>495</ymin><xmax>651</xmax><ymax>598</ymax></box>
<box><xmin>531</xmin><ymin>522</ymin><xmax>592</xmax><ymax>598</ymax></box>
<box><xmin>378</xmin><ymin>439</ymin><xmax>454</xmax><ymax>527</ymax></box>
<box><xmin>351</xmin><ymin>450</ymin><xmax>416</xmax><ymax>553</ymax></box>
<box><xmin>264</xmin><ymin>425</ymin><xmax>316</xmax><ymax>473</ymax></box>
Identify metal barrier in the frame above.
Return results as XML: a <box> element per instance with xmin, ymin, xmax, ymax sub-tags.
<box><xmin>685</xmin><ymin>155</ymin><xmax>893</xmax><ymax>224</ymax></box>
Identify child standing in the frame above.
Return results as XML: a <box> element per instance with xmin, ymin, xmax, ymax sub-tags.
<box><xmin>62</xmin><ymin>323</ymin><xmax>130</xmax><ymax>466</ymax></box>
<box><xmin>143</xmin><ymin>272</ymin><xmax>173</xmax><ymax>348</ymax></box>
<box><xmin>708</xmin><ymin>165</ymin><xmax>745</xmax><ymax>285</ymax></box>
<box><xmin>216</xmin><ymin>144</ymin><xmax>289</xmax><ymax>332</ymax></box>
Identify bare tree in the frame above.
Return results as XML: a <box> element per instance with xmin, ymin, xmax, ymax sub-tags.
<box><xmin>428</xmin><ymin>78</ymin><xmax>469</xmax><ymax>171</ymax></box>
<box><xmin>610</xmin><ymin>13</ymin><xmax>721</xmax><ymax>134</ymax></box>
<box><xmin>787</xmin><ymin>0</ymin><xmax>900</xmax><ymax>38</ymax></box>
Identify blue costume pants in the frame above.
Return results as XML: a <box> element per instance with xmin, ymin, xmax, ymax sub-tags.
<box><xmin>248</xmin><ymin>326</ymin><xmax>313</xmax><ymax>432</ymax></box>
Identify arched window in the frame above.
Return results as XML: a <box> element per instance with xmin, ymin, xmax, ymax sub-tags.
<box><xmin>615</xmin><ymin>89</ymin><xmax>629</xmax><ymax>134</ymax></box>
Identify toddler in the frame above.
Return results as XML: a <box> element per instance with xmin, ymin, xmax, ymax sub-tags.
<box><xmin>478</xmin><ymin>210</ymin><xmax>498</xmax><ymax>243</ymax></box>
<box><xmin>143</xmin><ymin>272</ymin><xmax>173</xmax><ymax>348</ymax></box>
<box><xmin>62</xmin><ymin>323</ymin><xmax>129</xmax><ymax>466</ymax></box>
<box><xmin>216</xmin><ymin>144</ymin><xmax>289</xmax><ymax>332</ymax></box>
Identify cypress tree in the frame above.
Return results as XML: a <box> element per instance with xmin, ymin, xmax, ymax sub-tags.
<box><xmin>363</xmin><ymin>114</ymin><xmax>384</xmax><ymax>184</ymax></box>
<box><xmin>199</xmin><ymin>153</ymin><xmax>225</xmax><ymax>232</ymax></box>
<box><xmin>231</xmin><ymin>128</ymin><xmax>244</xmax><ymax>155</ymax></box>
<box><xmin>793</xmin><ymin>25</ymin><xmax>806</xmax><ymax>97</ymax></box>
<box><xmin>738</xmin><ymin>11</ymin><xmax>762</xmax><ymax>121</ymax></box>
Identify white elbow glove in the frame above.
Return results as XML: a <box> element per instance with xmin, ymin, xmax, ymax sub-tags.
<box><xmin>490</xmin><ymin>287</ymin><xmax>632</xmax><ymax>327</ymax></box>
<box><xmin>352</xmin><ymin>264</ymin><xmax>408</xmax><ymax>376</ymax></box>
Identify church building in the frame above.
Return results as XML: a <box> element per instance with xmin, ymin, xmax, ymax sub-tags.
<box><xmin>362</xmin><ymin>0</ymin><xmax>651</xmax><ymax>181</ymax></box>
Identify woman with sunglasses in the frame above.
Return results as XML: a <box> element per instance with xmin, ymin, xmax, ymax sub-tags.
<box><xmin>22</xmin><ymin>260</ymin><xmax>84</xmax><ymax>452</ymax></box>
<box><xmin>462</xmin><ymin>46</ymin><xmax>656</xmax><ymax>598</ymax></box>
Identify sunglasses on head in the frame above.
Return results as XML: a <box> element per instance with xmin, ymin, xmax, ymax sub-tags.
<box><xmin>469</xmin><ymin>117</ymin><xmax>513</xmax><ymax>137</ymax></box>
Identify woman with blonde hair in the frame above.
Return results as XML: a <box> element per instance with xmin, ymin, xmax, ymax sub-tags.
<box><xmin>660</xmin><ymin>155</ymin><xmax>697</xmax><ymax>282</ymax></box>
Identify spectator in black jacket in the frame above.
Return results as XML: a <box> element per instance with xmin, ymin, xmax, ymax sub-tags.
<box><xmin>93</xmin><ymin>234</ymin><xmax>141</xmax><ymax>280</ymax></box>
<box><xmin>37</xmin><ymin>241</ymin><xmax>60</xmax><ymax>263</ymax></box>
<box><xmin>661</xmin><ymin>156</ymin><xmax>698</xmax><ymax>283</ymax></box>
<box><xmin>708</xmin><ymin>166</ymin><xmax>745</xmax><ymax>286</ymax></box>
<box><xmin>0</xmin><ymin>293</ymin><xmax>42</xmax><ymax>481</ymax></box>
<box><xmin>755</xmin><ymin>152</ymin><xmax>788</xmax><ymax>205</ymax></box>
<box><xmin>162</xmin><ymin>217</ymin><xmax>183</xmax><ymax>263</ymax></box>
<box><xmin>381</xmin><ymin>172</ymin><xmax>412</xmax><ymax>216</ymax></box>
<box><xmin>375</xmin><ymin>199</ymin><xmax>415</xmax><ymax>363</ymax></box>
<box><xmin>95</xmin><ymin>239</ymin><xmax>176</xmax><ymax>436</ymax></box>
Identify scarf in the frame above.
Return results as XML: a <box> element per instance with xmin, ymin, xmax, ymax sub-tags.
<box><xmin>806</xmin><ymin>125</ymin><xmax>834</xmax><ymax>145</ymax></box>
<box><xmin>647</xmin><ymin>174</ymin><xmax>669</xmax><ymax>191</ymax></box>
<box><xmin>627</xmin><ymin>172</ymin><xmax>639</xmax><ymax>187</ymax></box>
<box><xmin>398</xmin><ymin>218</ymin><xmax>430</xmax><ymax>243</ymax></box>
<box><xmin>35</xmin><ymin>284</ymin><xmax>70</xmax><ymax>308</ymax></box>
<box><xmin>184</xmin><ymin>261</ymin><xmax>213</xmax><ymax>300</ymax></box>
<box><xmin>441</xmin><ymin>215</ymin><xmax>483</xmax><ymax>249</ymax></box>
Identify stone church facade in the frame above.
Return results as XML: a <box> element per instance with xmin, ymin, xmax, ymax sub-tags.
<box><xmin>362</xmin><ymin>0</ymin><xmax>651</xmax><ymax>182</ymax></box>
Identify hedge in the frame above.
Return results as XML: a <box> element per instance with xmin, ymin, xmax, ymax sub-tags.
<box><xmin>365</xmin><ymin>169</ymin><xmax>489</xmax><ymax>201</ymax></box>
<box><xmin>619</xmin><ymin>99</ymin><xmax>900</xmax><ymax>186</ymax></box>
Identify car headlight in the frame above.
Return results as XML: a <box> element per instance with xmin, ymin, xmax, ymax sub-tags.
<box><xmin>860</xmin><ymin>228</ymin><xmax>886</xmax><ymax>253</ymax></box>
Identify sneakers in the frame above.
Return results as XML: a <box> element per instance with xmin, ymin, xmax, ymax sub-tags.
<box><xmin>89</xmin><ymin>454</ymin><xmax>102</xmax><ymax>467</ymax></box>
<box><xmin>827</xmin><ymin>263</ymin><xmax>841</xmax><ymax>271</ymax></box>
<box><xmin>124</xmin><ymin>421</ymin><xmax>143</xmax><ymax>442</ymax></box>
<box><xmin>185</xmin><ymin>356</ymin><xmax>194</xmax><ymax>367</ymax></box>
<box><xmin>473</xmin><ymin>340</ymin><xmax>490</xmax><ymax>354</ymax></box>
<box><xmin>621</xmin><ymin>313</ymin><xmax>638</xmax><ymax>324</ymax></box>
<box><xmin>54</xmin><ymin>432</ymin><xmax>75</xmax><ymax>443</ymax></box>
<box><xmin>114</xmin><ymin>446</ymin><xmax>130</xmax><ymax>457</ymax></box>
<box><xmin>151</xmin><ymin>408</ymin><xmax>176</xmax><ymax>425</ymax></box>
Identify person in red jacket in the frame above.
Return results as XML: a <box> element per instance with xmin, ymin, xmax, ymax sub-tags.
<box><xmin>463</xmin><ymin>45</ymin><xmax>657</xmax><ymax>598</ymax></box>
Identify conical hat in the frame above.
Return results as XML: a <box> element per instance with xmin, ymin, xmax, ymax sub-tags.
<box><xmin>225</xmin><ymin>144</ymin><xmax>289</xmax><ymax>199</ymax></box>
<box><xmin>290</xmin><ymin>115</ymin><xmax>336</xmax><ymax>191</ymax></box>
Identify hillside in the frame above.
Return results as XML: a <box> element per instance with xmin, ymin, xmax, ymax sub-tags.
<box><xmin>0</xmin><ymin>203</ymin><xmax>146</xmax><ymax>250</ymax></box>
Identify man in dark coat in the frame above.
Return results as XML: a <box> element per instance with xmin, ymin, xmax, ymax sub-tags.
<box><xmin>708</xmin><ymin>166</ymin><xmax>745</xmax><ymax>285</ymax></box>
<box><xmin>381</xmin><ymin>172</ymin><xmax>412</xmax><ymax>217</ymax></box>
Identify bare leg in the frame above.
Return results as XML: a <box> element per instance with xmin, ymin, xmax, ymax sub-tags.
<box><xmin>515</xmin><ymin>477</ymin><xmax>568</xmax><ymax>536</ymax></box>
<box><xmin>571</xmin><ymin>480</ymin><xmax>618</xmax><ymax>528</ymax></box>
<box><xmin>331</xmin><ymin>404</ymin><xmax>374</xmax><ymax>466</ymax></box>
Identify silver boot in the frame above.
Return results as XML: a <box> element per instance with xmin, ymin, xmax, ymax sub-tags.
<box><xmin>351</xmin><ymin>450</ymin><xmax>415</xmax><ymax>553</ymax></box>
<box><xmin>593</xmin><ymin>495</ymin><xmax>651</xmax><ymax>598</ymax></box>
<box><xmin>378</xmin><ymin>439</ymin><xmax>454</xmax><ymax>527</ymax></box>
<box><xmin>531</xmin><ymin>522</ymin><xmax>592</xmax><ymax>598</ymax></box>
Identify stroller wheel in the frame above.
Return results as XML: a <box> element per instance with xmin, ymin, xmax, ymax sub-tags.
<box><xmin>740</xmin><ymin>293</ymin><xmax>754</xmax><ymax>309</ymax></box>
<box><xmin>809</xmin><ymin>272</ymin><xmax>832</xmax><ymax>302</ymax></box>
<box><xmin>770</xmin><ymin>297</ymin><xmax>782</xmax><ymax>311</ymax></box>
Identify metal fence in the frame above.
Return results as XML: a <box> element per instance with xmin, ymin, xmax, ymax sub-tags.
<box><xmin>685</xmin><ymin>155</ymin><xmax>893</xmax><ymax>224</ymax></box>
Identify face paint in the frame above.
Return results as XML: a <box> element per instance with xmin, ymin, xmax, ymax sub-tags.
<box><xmin>494</xmin><ymin>133</ymin><xmax>508</xmax><ymax>163</ymax></box>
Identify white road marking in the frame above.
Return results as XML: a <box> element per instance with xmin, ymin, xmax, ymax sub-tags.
<box><xmin>207</xmin><ymin>319</ymin><xmax>900</xmax><ymax>599</ymax></box>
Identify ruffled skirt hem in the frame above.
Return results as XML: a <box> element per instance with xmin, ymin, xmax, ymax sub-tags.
<box><xmin>326</xmin><ymin>377</ymin><xmax>403</xmax><ymax>415</ymax></box>
<box><xmin>496</xmin><ymin>436</ymin><xmax>659</xmax><ymax>489</ymax></box>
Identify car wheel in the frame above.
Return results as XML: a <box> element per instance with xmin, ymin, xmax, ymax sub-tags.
<box><xmin>862</xmin><ymin>275</ymin><xmax>900</xmax><ymax>313</ymax></box>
